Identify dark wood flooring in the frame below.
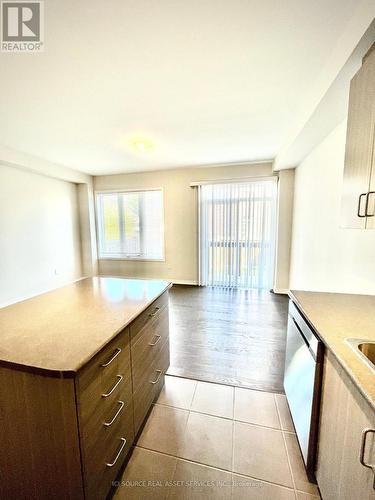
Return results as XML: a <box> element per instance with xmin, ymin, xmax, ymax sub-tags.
<box><xmin>167</xmin><ymin>285</ymin><xmax>288</xmax><ymax>393</ymax></box>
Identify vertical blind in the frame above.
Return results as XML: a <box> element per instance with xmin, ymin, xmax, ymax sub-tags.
<box><xmin>198</xmin><ymin>179</ymin><xmax>277</xmax><ymax>289</ymax></box>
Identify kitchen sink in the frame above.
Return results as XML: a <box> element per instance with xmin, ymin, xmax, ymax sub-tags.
<box><xmin>347</xmin><ymin>339</ymin><xmax>375</xmax><ymax>371</ymax></box>
<box><xmin>358</xmin><ymin>342</ymin><xmax>375</xmax><ymax>365</ymax></box>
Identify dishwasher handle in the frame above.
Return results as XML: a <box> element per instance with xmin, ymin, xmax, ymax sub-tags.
<box><xmin>290</xmin><ymin>316</ymin><xmax>318</xmax><ymax>361</ymax></box>
<box><xmin>289</xmin><ymin>301</ymin><xmax>321</xmax><ymax>361</ymax></box>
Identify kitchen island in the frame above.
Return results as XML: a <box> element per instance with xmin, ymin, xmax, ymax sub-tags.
<box><xmin>289</xmin><ymin>290</ymin><xmax>375</xmax><ymax>500</ymax></box>
<box><xmin>0</xmin><ymin>277</ymin><xmax>171</xmax><ymax>500</ymax></box>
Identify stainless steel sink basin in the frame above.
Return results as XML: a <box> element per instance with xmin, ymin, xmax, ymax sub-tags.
<box><xmin>358</xmin><ymin>342</ymin><xmax>375</xmax><ymax>365</ymax></box>
<box><xmin>347</xmin><ymin>339</ymin><xmax>375</xmax><ymax>371</ymax></box>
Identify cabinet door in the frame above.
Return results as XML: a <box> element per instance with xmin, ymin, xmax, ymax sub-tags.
<box><xmin>316</xmin><ymin>351</ymin><xmax>375</xmax><ymax>500</ymax></box>
<box><xmin>367</xmin><ymin>163</ymin><xmax>375</xmax><ymax>228</ymax></box>
<box><xmin>366</xmin><ymin>109</ymin><xmax>375</xmax><ymax>228</ymax></box>
<box><xmin>341</xmin><ymin>47</ymin><xmax>375</xmax><ymax>228</ymax></box>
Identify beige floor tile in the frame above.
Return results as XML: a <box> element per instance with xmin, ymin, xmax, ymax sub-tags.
<box><xmin>137</xmin><ymin>404</ymin><xmax>189</xmax><ymax>456</ymax></box>
<box><xmin>275</xmin><ymin>394</ymin><xmax>295</xmax><ymax>432</ymax></box>
<box><xmin>114</xmin><ymin>447</ymin><xmax>177</xmax><ymax>500</ymax></box>
<box><xmin>284</xmin><ymin>433</ymin><xmax>320</xmax><ymax>495</ymax></box>
<box><xmin>232</xmin><ymin>474</ymin><xmax>296</xmax><ymax>500</ymax></box>
<box><xmin>180</xmin><ymin>412</ymin><xmax>233</xmax><ymax>470</ymax></box>
<box><xmin>234</xmin><ymin>388</ymin><xmax>280</xmax><ymax>429</ymax></box>
<box><xmin>296</xmin><ymin>492</ymin><xmax>321</xmax><ymax>500</ymax></box>
<box><xmin>191</xmin><ymin>381</ymin><xmax>234</xmax><ymax>418</ymax></box>
<box><xmin>233</xmin><ymin>421</ymin><xmax>293</xmax><ymax>488</ymax></box>
<box><xmin>168</xmin><ymin>460</ymin><xmax>232</xmax><ymax>499</ymax></box>
<box><xmin>157</xmin><ymin>376</ymin><xmax>197</xmax><ymax>409</ymax></box>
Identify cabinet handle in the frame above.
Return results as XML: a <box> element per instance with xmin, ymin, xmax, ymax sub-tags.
<box><xmin>365</xmin><ymin>192</ymin><xmax>375</xmax><ymax>217</ymax></box>
<box><xmin>104</xmin><ymin>400</ymin><xmax>125</xmax><ymax>427</ymax></box>
<box><xmin>149</xmin><ymin>335</ymin><xmax>162</xmax><ymax>346</ymax></box>
<box><xmin>359</xmin><ymin>428</ymin><xmax>375</xmax><ymax>489</ymax></box>
<box><xmin>148</xmin><ymin>306</ymin><xmax>160</xmax><ymax>318</ymax></box>
<box><xmin>105</xmin><ymin>437</ymin><xmax>127</xmax><ymax>467</ymax></box>
<box><xmin>150</xmin><ymin>369</ymin><xmax>162</xmax><ymax>384</ymax></box>
<box><xmin>357</xmin><ymin>193</ymin><xmax>367</xmax><ymax>218</ymax></box>
<box><xmin>101</xmin><ymin>347</ymin><xmax>121</xmax><ymax>367</ymax></box>
<box><xmin>102</xmin><ymin>375</ymin><xmax>123</xmax><ymax>398</ymax></box>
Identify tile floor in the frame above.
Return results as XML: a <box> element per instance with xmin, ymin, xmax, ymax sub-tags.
<box><xmin>114</xmin><ymin>376</ymin><xmax>321</xmax><ymax>500</ymax></box>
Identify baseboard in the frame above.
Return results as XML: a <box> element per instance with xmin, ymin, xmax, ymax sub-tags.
<box><xmin>97</xmin><ymin>273</ymin><xmax>199</xmax><ymax>286</ymax></box>
<box><xmin>272</xmin><ymin>288</ymin><xmax>289</xmax><ymax>295</ymax></box>
<box><xmin>171</xmin><ymin>279</ymin><xmax>199</xmax><ymax>286</ymax></box>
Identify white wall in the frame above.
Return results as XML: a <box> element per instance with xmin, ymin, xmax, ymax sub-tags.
<box><xmin>0</xmin><ymin>165</ymin><xmax>83</xmax><ymax>306</ymax></box>
<box><xmin>78</xmin><ymin>182</ymin><xmax>98</xmax><ymax>277</ymax></box>
<box><xmin>274</xmin><ymin>169</ymin><xmax>295</xmax><ymax>293</ymax></box>
<box><xmin>95</xmin><ymin>162</ymin><xmax>294</xmax><ymax>288</ymax></box>
<box><xmin>289</xmin><ymin>120</ymin><xmax>375</xmax><ymax>294</ymax></box>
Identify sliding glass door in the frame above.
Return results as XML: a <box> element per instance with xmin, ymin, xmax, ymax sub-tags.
<box><xmin>198</xmin><ymin>179</ymin><xmax>277</xmax><ymax>289</ymax></box>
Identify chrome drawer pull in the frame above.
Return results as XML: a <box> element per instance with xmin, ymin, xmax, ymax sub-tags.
<box><xmin>360</xmin><ymin>428</ymin><xmax>375</xmax><ymax>468</ymax></box>
<box><xmin>150</xmin><ymin>369</ymin><xmax>162</xmax><ymax>385</ymax></box>
<box><xmin>148</xmin><ymin>306</ymin><xmax>160</xmax><ymax>318</ymax></box>
<box><xmin>102</xmin><ymin>375</ymin><xmax>123</xmax><ymax>398</ymax></box>
<box><xmin>101</xmin><ymin>347</ymin><xmax>121</xmax><ymax>367</ymax></box>
<box><xmin>105</xmin><ymin>437</ymin><xmax>127</xmax><ymax>467</ymax></box>
<box><xmin>149</xmin><ymin>335</ymin><xmax>162</xmax><ymax>347</ymax></box>
<box><xmin>360</xmin><ymin>428</ymin><xmax>375</xmax><ymax>489</ymax></box>
<box><xmin>358</xmin><ymin>193</ymin><xmax>368</xmax><ymax>218</ymax></box>
<box><xmin>104</xmin><ymin>400</ymin><xmax>125</xmax><ymax>427</ymax></box>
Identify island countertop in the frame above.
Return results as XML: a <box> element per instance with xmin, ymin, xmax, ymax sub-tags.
<box><xmin>0</xmin><ymin>277</ymin><xmax>171</xmax><ymax>375</ymax></box>
<box><xmin>289</xmin><ymin>290</ymin><xmax>375</xmax><ymax>412</ymax></box>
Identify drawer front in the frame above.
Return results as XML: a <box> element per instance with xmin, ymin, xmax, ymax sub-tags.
<box><xmin>76</xmin><ymin>328</ymin><xmax>134</xmax><ymax>500</ymax></box>
<box><xmin>80</xmin><ymin>375</ymin><xmax>133</xmax><ymax>442</ymax></box>
<box><xmin>82</xmin><ymin>405</ymin><xmax>134</xmax><ymax>500</ymax></box>
<box><xmin>133</xmin><ymin>339</ymin><xmax>170</xmax><ymax>435</ymax></box>
<box><xmin>130</xmin><ymin>291</ymin><xmax>169</xmax><ymax>343</ymax></box>
<box><xmin>77</xmin><ymin>328</ymin><xmax>131</xmax><ymax>429</ymax></box>
<box><xmin>131</xmin><ymin>305</ymin><xmax>169</xmax><ymax>392</ymax></box>
<box><xmin>81</xmin><ymin>379</ymin><xmax>134</xmax><ymax>453</ymax></box>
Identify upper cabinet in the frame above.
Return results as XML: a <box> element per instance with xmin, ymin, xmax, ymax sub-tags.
<box><xmin>341</xmin><ymin>44</ymin><xmax>375</xmax><ymax>229</ymax></box>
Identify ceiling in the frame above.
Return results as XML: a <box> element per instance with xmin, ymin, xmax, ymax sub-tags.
<box><xmin>0</xmin><ymin>0</ymin><xmax>370</xmax><ymax>175</ymax></box>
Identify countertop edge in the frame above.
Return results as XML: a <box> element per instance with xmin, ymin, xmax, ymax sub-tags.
<box><xmin>0</xmin><ymin>281</ymin><xmax>172</xmax><ymax>377</ymax></box>
<box><xmin>288</xmin><ymin>290</ymin><xmax>375</xmax><ymax>413</ymax></box>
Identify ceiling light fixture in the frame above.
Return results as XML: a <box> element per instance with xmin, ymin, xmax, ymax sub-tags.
<box><xmin>129</xmin><ymin>137</ymin><xmax>154</xmax><ymax>153</ymax></box>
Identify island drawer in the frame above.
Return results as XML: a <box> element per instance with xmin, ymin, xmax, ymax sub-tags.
<box><xmin>76</xmin><ymin>328</ymin><xmax>131</xmax><ymax>426</ymax></box>
<box><xmin>130</xmin><ymin>291</ymin><xmax>169</xmax><ymax>342</ymax></box>
<box><xmin>78</xmin><ymin>373</ymin><xmax>133</xmax><ymax>441</ymax></box>
<box><xmin>77</xmin><ymin>331</ymin><xmax>135</xmax><ymax>500</ymax></box>
<box><xmin>133</xmin><ymin>339</ymin><xmax>170</xmax><ymax>435</ymax></box>
<box><xmin>81</xmin><ymin>398</ymin><xmax>134</xmax><ymax>500</ymax></box>
<box><xmin>131</xmin><ymin>304</ymin><xmax>169</xmax><ymax>392</ymax></box>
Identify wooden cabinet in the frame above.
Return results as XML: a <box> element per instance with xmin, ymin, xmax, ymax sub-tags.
<box><xmin>0</xmin><ymin>288</ymin><xmax>170</xmax><ymax>500</ymax></box>
<box><xmin>369</xmin><ymin>152</ymin><xmax>375</xmax><ymax>229</ymax></box>
<box><xmin>341</xmin><ymin>43</ymin><xmax>375</xmax><ymax>229</ymax></box>
<box><xmin>130</xmin><ymin>293</ymin><xmax>170</xmax><ymax>434</ymax></box>
<box><xmin>316</xmin><ymin>350</ymin><xmax>375</xmax><ymax>499</ymax></box>
<box><xmin>0</xmin><ymin>366</ymin><xmax>84</xmax><ymax>500</ymax></box>
<box><xmin>76</xmin><ymin>327</ymin><xmax>134</xmax><ymax>500</ymax></box>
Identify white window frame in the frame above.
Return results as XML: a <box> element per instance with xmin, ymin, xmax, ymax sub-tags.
<box><xmin>95</xmin><ymin>188</ymin><xmax>165</xmax><ymax>261</ymax></box>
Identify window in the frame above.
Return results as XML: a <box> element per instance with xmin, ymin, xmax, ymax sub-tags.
<box><xmin>96</xmin><ymin>190</ymin><xmax>164</xmax><ymax>260</ymax></box>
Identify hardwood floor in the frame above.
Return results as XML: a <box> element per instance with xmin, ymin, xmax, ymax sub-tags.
<box><xmin>167</xmin><ymin>285</ymin><xmax>288</xmax><ymax>393</ymax></box>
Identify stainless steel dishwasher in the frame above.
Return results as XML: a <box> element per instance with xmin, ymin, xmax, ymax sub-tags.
<box><xmin>284</xmin><ymin>300</ymin><xmax>324</xmax><ymax>481</ymax></box>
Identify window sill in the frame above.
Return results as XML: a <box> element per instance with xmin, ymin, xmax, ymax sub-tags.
<box><xmin>98</xmin><ymin>257</ymin><xmax>165</xmax><ymax>262</ymax></box>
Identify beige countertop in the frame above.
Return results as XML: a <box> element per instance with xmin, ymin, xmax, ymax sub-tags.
<box><xmin>0</xmin><ymin>277</ymin><xmax>171</xmax><ymax>375</ymax></box>
<box><xmin>290</xmin><ymin>290</ymin><xmax>375</xmax><ymax>412</ymax></box>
